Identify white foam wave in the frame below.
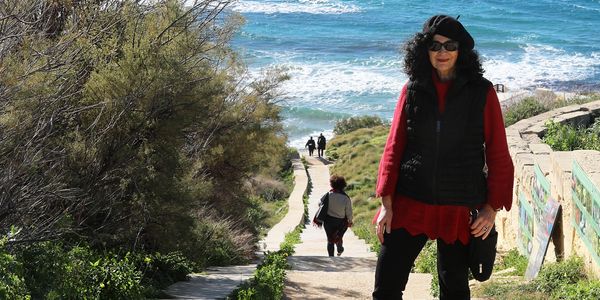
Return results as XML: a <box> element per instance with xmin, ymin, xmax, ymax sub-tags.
<box><xmin>250</xmin><ymin>59</ymin><xmax>405</xmax><ymax>110</ymax></box>
<box><xmin>570</xmin><ymin>3</ymin><xmax>600</xmax><ymax>13</ymax></box>
<box><xmin>288</xmin><ymin>129</ymin><xmax>334</xmax><ymax>149</ymax></box>
<box><xmin>483</xmin><ymin>44</ymin><xmax>600</xmax><ymax>91</ymax></box>
<box><xmin>232</xmin><ymin>0</ymin><xmax>361</xmax><ymax>15</ymax></box>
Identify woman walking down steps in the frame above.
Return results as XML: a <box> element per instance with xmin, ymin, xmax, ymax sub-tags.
<box><xmin>283</xmin><ymin>152</ymin><xmax>431</xmax><ymax>299</ymax></box>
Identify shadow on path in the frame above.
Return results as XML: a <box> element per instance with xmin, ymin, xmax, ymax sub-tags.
<box><xmin>287</xmin><ymin>256</ymin><xmax>377</xmax><ymax>272</ymax></box>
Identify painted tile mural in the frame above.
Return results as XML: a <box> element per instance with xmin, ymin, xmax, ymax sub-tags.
<box><xmin>571</xmin><ymin>161</ymin><xmax>600</xmax><ymax>266</ymax></box>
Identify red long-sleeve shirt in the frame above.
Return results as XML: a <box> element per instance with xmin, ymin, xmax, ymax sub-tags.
<box><xmin>374</xmin><ymin>75</ymin><xmax>514</xmax><ymax>245</ymax></box>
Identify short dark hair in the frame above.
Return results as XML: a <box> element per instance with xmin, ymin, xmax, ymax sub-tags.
<box><xmin>329</xmin><ymin>175</ymin><xmax>347</xmax><ymax>191</ymax></box>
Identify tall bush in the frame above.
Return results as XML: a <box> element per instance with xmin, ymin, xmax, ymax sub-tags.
<box><xmin>0</xmin><ymin>0</ymin><xmax>289</xmax><ymax>267</ymax></box>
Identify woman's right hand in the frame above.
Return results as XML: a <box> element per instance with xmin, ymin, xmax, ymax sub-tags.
<box><xmin>376</xmin><ymin>195</ymin><xmax>393</xmax><ymax>244</ymax></box>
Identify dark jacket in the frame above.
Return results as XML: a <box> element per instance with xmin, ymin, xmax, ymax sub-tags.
<box><xmin>317</xmin><ymin>136</ymin><xmax>326</xmax><ymax>149</ymax></box>
<box><xmin>396</xmin><ymin>75</ymin><xmax>491</xmax><ymax>206</ymax></box>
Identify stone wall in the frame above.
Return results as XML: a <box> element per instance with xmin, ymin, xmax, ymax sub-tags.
<box><xmin>497</xmin><ymin>100</ymin><xmax>600</xmax><ymax>278</ymax></box>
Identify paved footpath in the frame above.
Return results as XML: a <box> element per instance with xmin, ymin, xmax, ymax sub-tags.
<box><xmin>283</xmin><ymin>153</ymin><xmax>432</xmax><ymax>300</ymax></box>
<box><xmin>164</xmin><ymin>154</ymin><xmax>308</xmax><ymax>299</ymax></box>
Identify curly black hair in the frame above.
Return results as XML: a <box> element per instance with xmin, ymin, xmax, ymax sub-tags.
<box><xmin>402</xmin><ymin>31</ymin><xmax>485</xmax><ymax>82</ymax></box>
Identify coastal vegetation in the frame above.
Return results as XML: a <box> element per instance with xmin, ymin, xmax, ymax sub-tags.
<box><xmin>0</xmin><ymin>0</ymin><xmax>292</xmax><ymax>297</ymax></box>
<box><xmin>333</xmin><ymin>115</ymin><xmax>388</xmax><ymax>135</ymax></box>
<box><xmin>503</xmin><ymin>93</ymin><xmax>599</xmax><ymax>127</ymax></box>
<box><xmin>543</xmin><ymin>119</ymin><xmax>600</xmax><ymax>151</ymax></box>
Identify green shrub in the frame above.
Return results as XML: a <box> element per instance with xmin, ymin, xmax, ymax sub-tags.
<box><xmin>18</xmin><ymin>242</ymin><xmax>144</xmax><ymax>299</ymax></box>
<box><xmin>0</xmin><ymin>238</ymin><xmax>30</xmax><ymax>300</ymax></box>
<box><xmin>504</xmin><ymin>97</ymin><xmax>549</xmax><ymax>127</ymax></box>
<box><xmin>17</xmin><ymin>242</ymin><xmax>69</xmax><ymax>298</ymax></box>
<box><xmin>552</xmin><ymin>280</ymin><xmax>600</xmax><ymax>300</ymax></box>
<box><xmin>137</xmin><ymin>251</ymin><xmax>195</xmax><ymax>295</ymax></box>
<box><xmin>543</xmin><ymin>120</ymin><xmax>600</xmax><ymax>151</ymax></box>
<box><xmin>334</xmin><ymin>116</ymin><xmax>387</xmax><ymax>135</ymax></box>
<box><xmin>496</xmin><ymin>249</ymin><xmax>528</xmax><ymax>276</ymax></box>
<box><xmin>280</xmin><ymin>226</ymin><xmax>302</xmax><ymax>254</ymax></box>
<box><xmin>229</xmin><ymin>250</ymin><xmax>289</xmax><ymax>300</ymax></box>
<box><xmin>532</xmin><ymin>256</ymin><xmax>586</xmax><ymax>294</ymax></box>
<box><xmin>543</xmin><ymin>120</ymin><xmax>584</xmax><ymax>151</ymax></box>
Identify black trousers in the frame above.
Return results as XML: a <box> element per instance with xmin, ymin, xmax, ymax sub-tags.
<box><xmin>324</xmin><ymin>216</ymin><xmax>348</xmax><ymax>256</ymax></box>
<box><xmin>372</xmin><ymin>228</ymin><xmax>470</xmax><ymax>300</ymax></box>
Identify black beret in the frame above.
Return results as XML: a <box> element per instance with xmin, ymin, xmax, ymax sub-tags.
<box><xmin>423</xmin><ymin>15</ymin><xmax>475</xmax><ymax>50</ymax></box>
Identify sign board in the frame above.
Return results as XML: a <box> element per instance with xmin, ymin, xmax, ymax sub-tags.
<box><xmin>571</xmin><ymin>161</ymin><xmax>600</xmax><ymax>266</ymax></box>
<box><xmin>518</xmin><ymin>191</ymin><xmax>535</xmax><ymax>257</ymax></box>
<box><xmin>532</xmin><ymin>165</ymin><xmax>551</xmax><ymax>224</ymax></box>
<box><xmin>525</xmin><ymin>198</ymin><xmax>561</xmax><ymax>279</ymax></box>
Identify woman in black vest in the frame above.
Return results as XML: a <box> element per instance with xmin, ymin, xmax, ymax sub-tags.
<box><xmin>372</xmin><ymin>15</ymin><xmax>514</xmax><ymax>299</ymax></box>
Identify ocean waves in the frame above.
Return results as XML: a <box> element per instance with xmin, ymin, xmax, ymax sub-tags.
<box><xmin>250</xmin><ymin>58</ymin><xmax>404</xmax><ymax>109</ymax></box>
<box><xmin>232</xmin><ymin>0</ymin><xmax>362</xmax><ymax>15</ymax></box>
<box><xmin>484</xmin><ymin>44</ymin><xmax>600</xmax><ymax>91</ymax></box>
<box><xmin>233</xmin><ymin>0</ymin><xmax>600</xmax><ymax>147</ymax></box>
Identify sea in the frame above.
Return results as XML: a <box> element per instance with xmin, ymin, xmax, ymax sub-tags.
<box><xmin>227</xmin><ymin>0</ymin><xmax>600</xmax><ymax>148</ymax></box>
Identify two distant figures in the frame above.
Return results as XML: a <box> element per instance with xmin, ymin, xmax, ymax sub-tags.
<box><xmin>305</xmin><ymin>133</ymin><xmax>326</xmax><ymax>157</ymax></box>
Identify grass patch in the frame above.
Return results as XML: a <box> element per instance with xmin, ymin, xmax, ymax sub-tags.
<box><xmin>494</xmin><ymin>248</ymin><xmax>528</xmax><ymax>276</ymax></box>
<box><xmin>474</xmin><ymin>256</ymin><xmax>600</xmax><ymax>300</ymax></box>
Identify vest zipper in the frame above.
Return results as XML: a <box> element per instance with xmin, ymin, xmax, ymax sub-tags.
<box><xmin>433</xmin><ymin>119</ymin><xmax>441</xmax><ymax>204</ymax></box>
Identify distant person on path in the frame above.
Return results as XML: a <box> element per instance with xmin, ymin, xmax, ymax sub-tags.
<box><xmin>372</xmin><ymin>15</ymin><xmax>514</xmax><ymax>300</ymax></box>
<box><xmin>317</xmin><ymin>175</ymin><xmax>353</xmax><ymax>257</ymax></box>
<box><xmin>317</xmin><ymin>133</ymin><xmax>326</xmax><ymax>157</ymax></box>
<box><xmin>305</xmin><ymin>136</ymin><xmax>316</xmax><ymax>156</ymax></box>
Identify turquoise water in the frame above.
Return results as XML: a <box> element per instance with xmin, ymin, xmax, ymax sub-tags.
<box><xmin>230</xmin><ymin>0</ymin><xmax>600</xmax><ymax>147</ymax></box>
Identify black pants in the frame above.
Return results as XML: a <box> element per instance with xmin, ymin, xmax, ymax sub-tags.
<box><xmin>372</xmin><ymin>228</ymin><xmax>470</xmax><ymax>300</ymax></box>
<box><xmin>317</xmin><ymin>147</ymin><xmax>324</xmax><ymax>157</ymax></box>
<box><xmin>324</xmin><ymin>216</ymin><xmax>347</xmax><ymax>256</ymax></box>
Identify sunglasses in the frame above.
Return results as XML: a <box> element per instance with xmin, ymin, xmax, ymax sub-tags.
<box><xmin>428</xmin><ymin>41</ymin><xmax>459</xmax><ymax>52</ymax></box>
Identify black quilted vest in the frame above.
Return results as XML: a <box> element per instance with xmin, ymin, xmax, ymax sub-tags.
<box><xmin>396</xmin><ymin>75</ymin><xmax>491</xmax><ymax>206</ymax></box>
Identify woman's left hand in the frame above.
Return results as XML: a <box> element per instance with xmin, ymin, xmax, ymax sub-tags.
<box><xmin>470</xmin><ymin>204</ymin><xmax>497</xmax><ymax>240</ymax></box>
